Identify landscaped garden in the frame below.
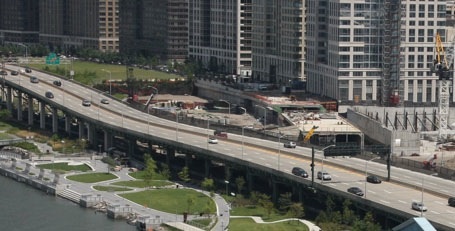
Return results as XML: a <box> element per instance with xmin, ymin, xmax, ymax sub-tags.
<box><xmin>66</xmin><ymin>172</ymin><xmax>118</xmax><ymax>183</ymax></box>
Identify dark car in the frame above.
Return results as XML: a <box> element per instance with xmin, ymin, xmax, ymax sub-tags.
<box><xmin>25</xmin><ymin>67</ymin><xmax>32</xmax><ymax>73</ymax></box>
<box><xmin>10</xmin><ymin>70</ymin><xmax>19</xmax><ymax>76</ymax></box>
<box><xmin>291</xmin><ymin>167</ymin><xmax>308</xmax><ymax>178</ymax></box>
<box><xmin>53</xmin><ymin>80</ymin><xmax>62</xmax><ymax>86</ymax></box>
<box><xmin>0</xmin><ymin>70</ymin><xmax>7</xmax><ymax>76</ymax></box>
<box><xmin>449</xmin><ymin>197</ymin><xmax>455</xmax><ymax>207</ymax></box>
<box><xmin>45</xmin><ymin>91</ymin><xmax>54</xmax><ymax>99</ymax></box>
<box><xmin>347</xmin><ymin>187</ymin><xmax>364</xmax><ymax>196</ymax></box>
<box><xmin>366</xmin><ymin>175</ymin><xmax>382</xmax><ymax>184</ymax></box>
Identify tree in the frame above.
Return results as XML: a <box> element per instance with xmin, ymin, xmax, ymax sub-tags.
<box><xmin>342</xmin><ymin>199</ymin><xmax>356</xmax><ymax>225</ymax></box>
<box><xmin>287</xmin><ymin>203</ymin><xmax>305</xmax><ymax>223</ymax></box>
<box><xmin>178</xmin><ymin>166</ymin><xmax>191</xmax><ymax>183</ymax></box>
<box><xmin>351</xmin><ymin>212</ymin><xmax>381</xmax><ymax>231</ymax></box>
<box><xmin>159</xmin><ymin>163</ymin><xmax>171</xmax><ymax>180</ymax></box>
<box><xmin>263</xmin><ymin>200</ymin><xmax>274</xmax><ymax>219</ymax></box>
<box><xmin>143</xmin><ymin>154</ymin><xmax>157</xmax><ymax>188</ymax></box>
<box><xmin>0</xmin><ymin>109</ymin><xmax>12</xmax><ymax>121</ymax></box>
<box><xmin>201</xmin><ymin>178</ymin><xmax>215</xmax><ymax>192</ymax></box>
<box><xmin>235</xmin><ymin>176</ymin><xmax>245</xmax><ymax>194</ymax></box>
<box><xmin>277</xmin><ymin>192</ymin><xmax>293</xmax><ymax>212</ymax></box>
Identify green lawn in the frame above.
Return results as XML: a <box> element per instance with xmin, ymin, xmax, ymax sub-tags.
<box><xmin>112</xmin><ymin>180</ymin><xmax>173</xmax><ymax>188</ymax></box>
<box><xmin>230</xmin><ymin>205</ymin><xmax>292</xmax><ymax>222</ymax></box>
<box><xmin>66</xmin><ymin>172</ymin><xmax>118</xmax><ymax>183</ymax></box>
<box><xmin>0</xmin><ymin>132</ymin><xmax>14</xmax><ymax>139</ymax></box>
<box><xmin>120</xmin><ymin>188</ymin><xmax>216</xmax><ymax>215</ymax></box>
<box><xmin>128</xmin><ymin>171</ymin><xmax>168</xmax><ymax>180</ymax></box>
<box><xmin>37</xmin><ymin>162</ymin><xmax>92</xmax><ymax>172</ymax></box>
<box><xmin>93</xmin><ymin>185</ymin><xmax>133</xmax><ymax>192</ymax></box>
<box><xmin>229</xmin><ymin>218</ymin><xmax>309</xmax><ymax>231</ymax></box>
<box><xmin>29</xmin><ymin>60</ymin><xmax>180</xmax><ymax>81</ymax></box>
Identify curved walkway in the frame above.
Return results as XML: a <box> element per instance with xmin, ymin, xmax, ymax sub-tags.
<box><xmin>2</xmin><ymin>145</ymin><xmax>320</xmax><ymax>231</ymax></box>
<box><xmin>231</xmin><ymin>216</ymin><xmax>321</xmax><ymax>231</ymax></box>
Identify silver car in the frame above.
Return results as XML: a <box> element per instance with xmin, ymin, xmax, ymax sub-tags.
<box><xmin>317</xmin><ymin>171</ymin><xmax>332</xmax><ymax>181</ymax></box>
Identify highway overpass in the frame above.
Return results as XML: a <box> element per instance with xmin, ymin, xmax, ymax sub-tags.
<box><xmin>1</xmin><ymin>64</ymin><xmax>455</xmax><ymax>230</ymax></box>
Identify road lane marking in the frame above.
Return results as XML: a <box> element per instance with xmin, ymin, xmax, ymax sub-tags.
<box><xmin>384</xmin><ymin>190</ymin><xmax>392</xmax><ymax>194</ymax></box>
<box><xmin>398</xmin><ymin>200</ymin><xmax>406</xmax><ymax>204</ymax></box>
<box><xmin>446</xmin><ymin>210</ymin><xmax>455</xmax><ymax>214</ymax></box>
<box><xmin>435</xmin><ymin>201</ymin><xmax>444</xmax><ymax>205</ymax></box>
<box><xmin>449</xmin><ymin>222</ymin><xmax>455</xmax><ymax>227</ymax></box>
<box><xmin>368</xmin><ymin>190</ymin><xmax>376</xmax><ymax>194</ymax></box>
<box><xmin>430</xmin><ymin>211</ymin><xmax>440</xmax><ymax>215</ymax></box>
<box><xmin>379</xmin><ymin>200</ymin><xmax>390</xmax><ymax>204</ymax></box>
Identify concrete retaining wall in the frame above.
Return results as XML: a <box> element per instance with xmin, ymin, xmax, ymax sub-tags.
<box><xmin>347</xmin><ymin>108</ymin><xmax>420</xmax><ymax>156</ymax></box>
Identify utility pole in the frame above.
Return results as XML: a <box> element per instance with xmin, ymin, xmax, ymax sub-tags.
<box><xmin>310</xmin><ymin>147</ymin><xmax>315</xmax><ymax>187</ymax></box>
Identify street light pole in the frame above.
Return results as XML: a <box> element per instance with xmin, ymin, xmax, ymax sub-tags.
<box><xmin>364</xmin><ymin>156</ymin><xmax>380</xmax><ymax>199</ymax></box>
<box><xmin>255</xmin><ymin>105</ymin><xmax>267</xmax><ymax>130</ymax></box>
<box><xmin>176</xmin><ymin>109</ymin><xmax>179</xmax><ymax>142</ymax></box>
<box><xmin>219</xmin><ymin>99</ymin><xmax>231</xmax><ymax>116</ymax></box>
<box><xmin>277</xmin><ymin>132</ymin><xmax>283</xmax><ymax>170</ymax></box>
<box><xmin>319</xmin><ymin>144</ymin><xmax>336</xmax><ymax>183</ymax></box>
<box><xmin>224</xmin><ymin>180</ymin><xmax>229</xmax><ymax>195</ymax></box>
<box><xmin>147</xmin><ymin>106</ymin><xmax>151</xmax><ymax>134</ymax></box>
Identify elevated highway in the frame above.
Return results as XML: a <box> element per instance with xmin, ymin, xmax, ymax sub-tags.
<box><xmin>1</xmin><ymin>64</ymin><xmax>455</xmax><ymax>230</ymax></box>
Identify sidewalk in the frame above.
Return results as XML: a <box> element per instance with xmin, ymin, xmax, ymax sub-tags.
<box><xmin>230</xmin><ymin>216</ymin><xmax>321</xmax><ymax>231</ymax></box>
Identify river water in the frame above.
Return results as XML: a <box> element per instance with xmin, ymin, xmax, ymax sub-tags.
<box><xmin>0</xmin><ymin>176</ymin><xmax>136</xmax><ymax>231</ymax></box>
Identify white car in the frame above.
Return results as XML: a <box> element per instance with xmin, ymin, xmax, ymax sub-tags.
<box><xmin>82</xmin><ymin>99</ymin><xmax>91</xmax><ymax>107</ymax></box>
<box><xmin>317</xmin><ymin>171</ymin><xmax>332</xmax><ymax>181</ymax></box>
<box><xmin>208</xmin><ymin>137</ymin><xmax>218</xmax><ymax>144</ymax></box>
<box><xmin>412</xmin><ymin>201</ymin><xmax>427</xmax><ymax>212</ymax></box>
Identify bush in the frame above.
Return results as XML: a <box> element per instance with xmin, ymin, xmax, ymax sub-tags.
<box><xmin>101</xmin><ymin>156</ymin><xmax>116</xmax><ymax>166</ymax></box>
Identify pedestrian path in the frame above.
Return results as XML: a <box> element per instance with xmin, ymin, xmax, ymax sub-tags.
<box><xmin>230</xmin><ymin>216</ymin><xmax>321</xmax><ymax>231</ymax></box>
<box><xmin>2</xmin><ymin>149</ymin><xmax>320</xmax><ymax>231</ymax></box>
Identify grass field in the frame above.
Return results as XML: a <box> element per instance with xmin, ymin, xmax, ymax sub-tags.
<box><xmin>29</xmin><ymin>60</ymin><xmax>181</xmax><ymax>81</ymax></box>
<box><xmin>92</xmin><ymin>185</ymin><xmax>133</xmax><ymax>192</ymax></box>
<box><xmin>229</xmin><ymin>218</ymin><xmax>309</xmax><ymax>231</ymax></box>
<box><xmin>66</xmin><ymin>172</ymin><xmax>118</xmax><ymax>183</ymax></box>
<box><xmin>120</xmin><ymin>188</ymin><xmax>216</xmax><ymax>215</ymax></box>
<box><xmin>37</xmin><ymin>162</ymin><xmax>92</xmax><ymax>172</ymax></box>
<box><xmin>111</xmin><ymin>180</ymin><xmax>173</xmax><ymax>188</ymax></box>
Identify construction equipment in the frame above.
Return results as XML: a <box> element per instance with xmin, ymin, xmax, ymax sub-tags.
<box><xmin>430</xmin><ymin>32</ymin><xmax>454</xmax><ymax>142</ymax></box>
<box><xmin>423</xmin><ymin>154</ymin><xmax>437</xmax><ymax>169</ymax></box>
<box><xmin>303</xmin><ymin>126</ymin><xmax>318</xmax><ymax>143</ymax></box>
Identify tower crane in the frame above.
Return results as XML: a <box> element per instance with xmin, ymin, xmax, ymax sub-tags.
<box><xmin>431</xmin><ymin>32</ymin><xmax>454</xmax><ymax>142</ymax></box>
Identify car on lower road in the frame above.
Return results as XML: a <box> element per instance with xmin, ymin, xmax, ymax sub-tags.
<box><xmin>11</xmin><ymin>71</ymin><xmax>19</xmax><ymax>76</ymax></box>
<box><xmin>100</xmin><ymin>98</ymin><xmax>109</xmax><ymax>104</ymax></box>
<box><xmin>0</xmin><ymin>70</ymin><xmax>7</xmax><ymax>76</ymax></box>
<box><xmin>284</xmin><ymin>141</ymin><xmax>296</xmax><ymax>148</ymax></box>
<box><xmin>412</xmin><ymin>201</ymin><xmax>427</xmax><ymax>212</ymax></box>
<box><xmin>366</xmin><ymin>175</ymin><xmax>382</xmax><ymax>184</ymax></box>
<box><xmin>347</xmin><ymin>187</ymin><xmax>364</xmax><ymax>196</ymax></box>
<box><xmin>45</xmin><ymin>91</ymin><xmax>54</xmax><ymax>99</ymax></box>
<box><xmin>291</xmin><ymin>167</ymin><xmax>308</xmax><ymax>178</ymax></box>
<box><xmin>53</xmin><ymin>80</ymin><xmax>62</xmax><ymax>86</ymax></box>
<box><xmin>82</xmin><ymin>99</ymin><xmax>91</xmax><ymax>107</ymax></box>
<box><xmin>30</xmin><ymin>76</ymin><xmax>39</xmax><ymax>83</ymax></box>
<box><xmin>208</xmin><ymin>137</ymin><xmax>218</xmax><ymax>144</ymax></box>
<box><xmin>317</xmin><ymin>171</ymin><xmax>332</xmax><ymax>181</ymax></box>
<box><xmin>25</xmin><ymin>67</ymin><xmax>32</xmax><ymax>73</ymax></box>
<box><xmin>449</xmin><ymin>197</ymin><xmax>455</xmax><ymax>207</ymax></box>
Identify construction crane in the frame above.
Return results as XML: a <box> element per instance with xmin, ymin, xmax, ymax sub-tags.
<box><xmin>431</xmin><ymin>32</ymin><xmax>454</xmax><ymax>142</ymax></box>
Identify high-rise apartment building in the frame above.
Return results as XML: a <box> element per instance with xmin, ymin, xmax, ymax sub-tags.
<box><xmin>39</xmin><ymin>0</ymin><xmax>119</xmax><ymax>52</ymax></box>
<box><xmin>188</xmin><ymin>0</ymin><xmax>252</xmax><ymax>76</ymax></box>
<box><xmin>119</xmin><ymin>0</ymin><xmax>188</xmax><ymax>62</ymax></box>
<box><xmin>251</xmin><ymin>0</ymin><xmax>305</xmax><ymax>84</ymax></box>
<box><xmin>0</xmin><ymin>0</ymin><xmax>39</xmax><ymax>44</ymax></box>
<box><xmin>306</xmin><ymin>0</ymin><xmax>449</xmax><ymax>106</ymax></box>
